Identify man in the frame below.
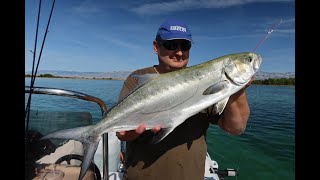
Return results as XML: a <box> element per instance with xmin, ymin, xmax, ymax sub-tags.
<box><xmin>116</xmin><ymin>18</ymin><xmax>252</xmax><ymax>180</ymax></box>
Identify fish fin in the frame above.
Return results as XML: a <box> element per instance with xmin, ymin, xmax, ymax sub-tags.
<box><xmin>131</xmin><ymin>73</ymin><xmax>159</xmax><ymax>87</ymax></box>
<box><xmin>150</xmin><ymin>127</ymin><xmax>175</xmax><ymax>144</ymax></box>
<box><xmin>78</xmin><ymin>137</ymin><xmax>101</xmax><ymax>180</ymax></box>
<box><xmin>41</xmin><ymin>126</ymin><xmax>101</xmax><ymax>180</ymax></box>
<box><xmin>203</xmin><ymin>80</ymin><xmax>229</xmax><ymax>95</ymax></box>
<box><xmin>118</xmin><ymin>73</ymin><xmax>160</xmax><ymax>102</ymax></box>
<box><xmin>214</xmin><ymin>97</ymin><xmax>229</xmax><ymax>115</ymax></box>
<box><xmin>41</xmin><ymin>125</ymin><xmax>92</xmax><ymax>141</ymax></box>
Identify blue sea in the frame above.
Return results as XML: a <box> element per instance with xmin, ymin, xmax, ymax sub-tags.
<box><xmin>25</xmin><ymin>78</ymin><xmax>295</xmax><ymax>180</ymax></box>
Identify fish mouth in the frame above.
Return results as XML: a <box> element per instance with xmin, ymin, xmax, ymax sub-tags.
<box><xmin>253</xmin><ymin>54</ymin><xmax>262</xmax><ymax>72</ymax></box>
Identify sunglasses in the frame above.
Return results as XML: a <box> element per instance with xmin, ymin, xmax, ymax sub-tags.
<box><xmin>157</xmin><ymin>40</ymin><xmax>192</xmax><ymax>51</ymax></box>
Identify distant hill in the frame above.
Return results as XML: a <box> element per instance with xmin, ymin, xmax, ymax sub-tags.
<box><xmin>253</xmin><ymin>71</ymin><xmax>295</xmax><ymax>80</ymax></box>
<box><xmin>25</xmin><ymin>70</ymin><xmax>132</xmax><ymax>80</ymax></box>
<box><xmin>25</xmin><ymin>70</ymin><xmax>295</xmax><ymax>80</ymax></box>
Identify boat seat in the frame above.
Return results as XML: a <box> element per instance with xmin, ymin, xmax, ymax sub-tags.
<box><xmin>25</xmin><ymin>111</ymin><xmax>96</xmax><ymax>179</ymax></box>
<box><xmin>32</xmin><ymin>163</ymin><xmax>96</xmax><ymax>180</ymax></box>
<box><xmin>25</xmin><ymin>86</ymin><xmax>108</xmax><ymax>180</ymax></box>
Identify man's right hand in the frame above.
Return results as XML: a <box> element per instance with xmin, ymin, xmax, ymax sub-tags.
<box><xmin>116</xmin><ymin>123</ymin><xmax>161</xmax><ymax>141</ymax></box>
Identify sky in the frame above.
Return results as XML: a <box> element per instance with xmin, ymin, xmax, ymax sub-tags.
<box><xmin>25</xmin><ymin>0</ymin><xmax>295</xmax><ymax>73</ymax></box>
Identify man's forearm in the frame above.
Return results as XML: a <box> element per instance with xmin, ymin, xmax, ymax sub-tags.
<box><xmin>217</xmin><ymin>89</ymin><xmax>250</xmax><ymax>135</ymax></box>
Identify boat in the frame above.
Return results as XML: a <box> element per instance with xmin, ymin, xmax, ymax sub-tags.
<box><xmin>25</xmin><ymin>85</ymin><xmax>238</xmax><ymax>180</ymax></box>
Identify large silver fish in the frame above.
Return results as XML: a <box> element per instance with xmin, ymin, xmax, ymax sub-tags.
<box><xmin>41</xmin><ymin>52</ymin><xmax>262</xmax><ymax>180</ymax></box>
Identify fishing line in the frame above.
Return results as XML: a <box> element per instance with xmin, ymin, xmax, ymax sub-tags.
<box><xmin>222</xmin><ymin>19</ymin><xmax>283</xmax><ymax>178</ymax></box>
<box><xmin>249</xmin><ymin>18</ymin><xmax>283</xmax><ymax>132</ymax></box>
<box><xmin>252</xmin><ymin>18</ymin><xmax>283</xmax><ymax>53</ymax></box>
<box><xmin>248</xmin><ymin>18</ymin><xmax>283</xmax><ymax>133</ymax></box>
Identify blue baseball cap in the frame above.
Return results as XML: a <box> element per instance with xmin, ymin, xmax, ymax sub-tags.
<box><xmin>156</xmin><ymin>18</ymin><xmax>192</xmax><ymax>42</ymax></box>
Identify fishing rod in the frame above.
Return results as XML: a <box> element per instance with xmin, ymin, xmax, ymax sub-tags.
<box><xmin>252</xmin><ymin>18</ymin><xmax>283</xmax><ymax>52</ymax></box>
<box><xmin>25</xmin><ymin>0</ymin><xmax>42</xmax><ymax>123</ymax></box>
<box><xmin>25</xmin><ymin>0</ymin><xmax>56</xmax><ymax>131</ymax></box>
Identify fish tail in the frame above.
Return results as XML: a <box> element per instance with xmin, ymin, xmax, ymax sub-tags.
<box><xmin>78</xmin><ymin>137</ymin><xmax>101</xmax><ymax>180</ymax></box>
<box><xmin>41</xmin><ymin>125</ymin><xmax>101</xmax><ymax>180</ymax></box>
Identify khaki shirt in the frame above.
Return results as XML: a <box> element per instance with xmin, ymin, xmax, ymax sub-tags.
<box><xmin>119</xmin><ymin>66</ymin><xmax>218</xmax><ymax>180</ymax></box>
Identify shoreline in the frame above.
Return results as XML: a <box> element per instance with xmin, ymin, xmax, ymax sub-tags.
<box><xmin>25</xmin><ymin>77</ymin><xmax>295</xmax><ymax>86</ymax></box>
<box><xmin>25</xmin><ymin>76</ymin><xmax>126</xmax><ymax>81</ymax></box>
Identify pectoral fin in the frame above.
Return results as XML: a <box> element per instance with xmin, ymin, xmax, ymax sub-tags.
<box><xmin>203</xmin><ymin>80</ymin><xmax>229</xmax><ymax>95</ymax></box>
<box><xmin>214</xmin><ymin>97</ymin><xmax>229</xmax><ymax>115</ymax></box>
<box><xmin>150</xmin><ymin>127</ymin><xmax>175</xmax><ymax>144</ymax></box>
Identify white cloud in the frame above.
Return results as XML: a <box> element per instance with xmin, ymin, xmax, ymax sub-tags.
<box><xmin>108</xmin><ymin>38</ymin><xmax>142</xmax><ymax>49</ymax></box>
<box><xmin>130</xmin><ymin>0</ymin><xmax>294</xmax><ymax>15</ymax></box>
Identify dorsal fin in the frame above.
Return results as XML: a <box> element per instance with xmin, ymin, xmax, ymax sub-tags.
<box><xmin>131</xmin><ymin>73</ymin><xmax>160</xmax><ymax>88</ymax></box>
<box><xmin>118</xmin><ymin>73</ymin><xmax>160</xmax><ymax>103</ymax></box>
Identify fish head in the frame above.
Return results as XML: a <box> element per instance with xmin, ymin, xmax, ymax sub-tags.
<box><xmin>224</xmin><ymin>52</ymin><xmax>262</xmax><ymax>85</ymax></box>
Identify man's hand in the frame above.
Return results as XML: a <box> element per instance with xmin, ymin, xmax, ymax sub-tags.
<box><xmin>116</xmin><ymin>123</ymin><xmax>161</xmax><ymax>141</ymax></box>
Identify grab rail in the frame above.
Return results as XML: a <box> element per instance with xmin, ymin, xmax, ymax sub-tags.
<box><xmin>25</xmin><ymin>86</ymin><xmax>110</xmax><ymax>180</ymax></box>
<box><xmin>25</xmin><ymin>86</ymin><xmax>107</xmax><ymax>115</ymax></box>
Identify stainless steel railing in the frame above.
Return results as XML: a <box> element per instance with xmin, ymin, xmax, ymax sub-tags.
<box><xmin>25</xmin><ymin>86</ymin><xmax>110</xmax><ymax>180</ymax></box>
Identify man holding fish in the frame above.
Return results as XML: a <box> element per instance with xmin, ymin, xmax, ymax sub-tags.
<box><xmin>116</xmin><ymin>18</ymin><xmax>254</xmax><ymax>180</ymax></box>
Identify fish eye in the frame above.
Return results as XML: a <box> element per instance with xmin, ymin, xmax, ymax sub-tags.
<box><xmin>246</xmin><ymin>56</ymin><xmax>252</xmax><ymax>62</ymax></box>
